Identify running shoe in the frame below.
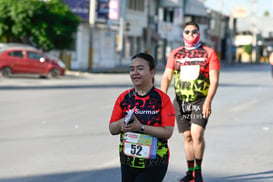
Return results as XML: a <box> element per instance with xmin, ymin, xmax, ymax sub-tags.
<box><xmin>194</xmin><ymin>171</ymin><xmax>203</xmax><ymax>182</ymax></box>
<box><xmin>179</xmin><ymin>171</ymin><xmax>194</xmax><ymax>182</ymax></box>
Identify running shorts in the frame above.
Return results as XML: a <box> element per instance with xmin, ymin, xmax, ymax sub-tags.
<box><xmin>173</xmin><ymin>97</ymin><xmax>208</xmax><ymax>133</ymax></box>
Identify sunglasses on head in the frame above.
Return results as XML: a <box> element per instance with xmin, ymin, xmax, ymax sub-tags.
<box><xmin>184</xmin><ymin>30</ymin><xmax>198</xmax><ymax>35</ymax></box>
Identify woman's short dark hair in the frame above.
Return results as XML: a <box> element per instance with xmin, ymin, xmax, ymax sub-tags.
<box><xmin>184</xmin><ymin>21</ymin><xmax>199</xmax><ymax>31</ymax></box>
<box><xmin>130</xmin><ymin>52</ymin><xmax>156</xmax><ymax>71</ymax></box>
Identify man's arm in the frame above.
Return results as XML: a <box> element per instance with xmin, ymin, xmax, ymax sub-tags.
<box><xmin>160</xmin><ymin>68</ymin><xmax>174</xmax><ymax>93</ymax></box>
<box><xmin>203</xmin><ymin>69</ymin><xmax>220</xmax><ymax>118</ymax></box>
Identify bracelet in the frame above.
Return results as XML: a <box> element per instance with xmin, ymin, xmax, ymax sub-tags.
<box><xmin>140</xmin><ymin>124</ymin><xmax>145</xmax><ymax>133</ymax></box>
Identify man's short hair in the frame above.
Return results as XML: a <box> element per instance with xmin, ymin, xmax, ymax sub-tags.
<box><xmin>184</xmin><ymin>22</ymin><xmax>199</xmax><ymax>31</ymax></box>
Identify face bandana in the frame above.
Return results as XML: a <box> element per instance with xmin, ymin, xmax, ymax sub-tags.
<box><xmin>183</xmin><ymin>31</ymin><xmax>200</xmax><ymax>48</ymax></box>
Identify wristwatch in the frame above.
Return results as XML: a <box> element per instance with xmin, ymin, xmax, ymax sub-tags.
<box><xmin>140</xmin><ymin>125</ymin><xmax>145</xmax><ymax>133</ymax></box>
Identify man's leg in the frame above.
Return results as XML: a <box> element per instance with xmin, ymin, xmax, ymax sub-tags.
<box><xmin>173</xmin><ymin>98</ymin><xmax>195</xmax><ymax>181</ymax></box>
<box><xmin>191</xmin><ymin>124</ymin><xmax>205</xmax><ymax>160</ymax></box>
<box><xmin>191</xmin><ymin>124</ymin><xmax>205</xmax><ymax>182</ymax></box>
<box><xmin>183</xmin><ymin>130</ymin><xmax>195</xmax><ymax>160</ymax></box>
<box><xmin>190</xmin><ymin>98</ymin><xmax>207</xmax><ymax>173</ymax></box>
<box><xmin>179</xmin><ymin>131</ymin><xmax>195</xmax><ymax>182</ymax></box>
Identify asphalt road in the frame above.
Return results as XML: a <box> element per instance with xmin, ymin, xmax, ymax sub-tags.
<box><xmin>0</xmin><ymin>64</ymin><xmax>272</xmax><ymax>182</ymax></box>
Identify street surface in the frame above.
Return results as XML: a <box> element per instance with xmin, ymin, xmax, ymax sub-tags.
<box><xmin>0</xmin><ymin>64</ymin><xmax>273</xmax><ymax>182</ymax></box>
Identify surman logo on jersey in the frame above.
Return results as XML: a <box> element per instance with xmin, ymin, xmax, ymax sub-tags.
<box><xmin>177</xmin><ymin>57</ymin><xmax>205</xmax><ymax>63</ymax></box>
<box><xmin>135</xmin><ymin>108</ymin><xmax>159</xmax><ymax>115</ymax></box>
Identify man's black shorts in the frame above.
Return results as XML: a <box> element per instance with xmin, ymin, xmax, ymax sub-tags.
<box><xmin>173</xmin><ymin>97</ymin><xmax>208</xmax><ymax>133</ymax></box>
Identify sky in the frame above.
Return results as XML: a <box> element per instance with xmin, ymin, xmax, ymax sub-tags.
<box><xmin>204</xmin><ymin>0</ymin><xmax>273</xmax><ymax>17</ymax></box>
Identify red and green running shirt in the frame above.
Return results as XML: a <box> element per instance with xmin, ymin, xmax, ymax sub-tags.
<box><xmin>110</xmin><ymin>87</ymin><xmax>175</xmax><ymax>168</ymax></box>
<box><xmin>166</xmin><ymin>45</ymin><xmax>221</xmax><ymax>102</ymax></box>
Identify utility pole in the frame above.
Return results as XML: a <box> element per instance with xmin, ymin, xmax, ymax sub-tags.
<box><xmin>146</xmin><ymin>0</ymin><xmax>151</xmax><ymax>53</ymax></box>
<box><xmin>118</xmin><ymin>17</ymin><xmax>124</xmax><ymax>66</ymax></box>
<box><xmin>218</xmin><ymin>0</ymin><xmax>223</xmax><ymax>60</ymax></box>
<box><xmin>227</xmin><ymin>15</ymin><xmax>234</xmax><ymax>65</ymax></box>
<box><xmin>250</xmin><ymin>0</ymin><xmax>258</xmax><ymax>63</ymax></box>
<box><xmin>89</xmin><ymin>0</ymin><xmax>96</xmax><ymax>70</ymax></box>
<box><xmin>118</xmin><ymin>0</ymin><xmax>127</xmax><ymax>66</ymax></box>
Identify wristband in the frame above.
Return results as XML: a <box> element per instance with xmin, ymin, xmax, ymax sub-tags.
<box><xmin>140</xmin><ymin>125</ymin><xmax>145</xmax><ymax>132</ymax></box>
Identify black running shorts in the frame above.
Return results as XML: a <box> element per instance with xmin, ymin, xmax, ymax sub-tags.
<box><xmin>173</xmin><ymin>97</ymin><xmax>208</xmax><ymax>133</ymax></box>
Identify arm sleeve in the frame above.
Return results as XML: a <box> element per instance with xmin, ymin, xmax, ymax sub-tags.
<box><xmin>165</xmin><ymin>49</ymin><xmax>176</xmax><ymax>70</ymax></box>
<box><xmin>208</xmin><ymin>49</ymin><xmax>221</xmax><ymax>70</ymax></box>
<box><xmin>160</xmin><ymin>93</ymin><xmax>175</xmax><ymax>127</ymax></box>
<box><xmin>110</xmin><ymin>96</ymin><xmax>123</xmax><ymax>124</ymax></box>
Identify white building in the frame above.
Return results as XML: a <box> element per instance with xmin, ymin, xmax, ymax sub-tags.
<box><xmin>64</xmin><ymin>0</ymin><xmax>186</xmax><ymax>71</ymax></box>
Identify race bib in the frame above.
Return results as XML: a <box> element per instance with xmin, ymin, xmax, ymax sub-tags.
<box><xmin>123</xmin><ymin>132</ymin><xmax>157</xmax><ymax>159</ymax></box>
<box><xmin>180</xmin><ymin>65</ymin><xmax>200</xmax><ymax>81</ymax></box>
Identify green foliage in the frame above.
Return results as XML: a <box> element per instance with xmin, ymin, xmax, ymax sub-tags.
<box><xmin>0</xmin><ymin>0</ymin><xmax>80</xmax><ymax>51</ymax></box>
<box><xmin>244</xmin><ymin>44</ymin><xmax>252</xmax><ymax>55</ymax></box>
<box><xmin>263</xmin><ymin>11</ymin><xmax>270</xmax><ymax>17</ymax></box>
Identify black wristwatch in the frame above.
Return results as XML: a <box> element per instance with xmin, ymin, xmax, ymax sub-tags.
<box><xmin>140</xmin><ymin>125</ymin><xmax>145</xmax><ymax>133</ymax></box>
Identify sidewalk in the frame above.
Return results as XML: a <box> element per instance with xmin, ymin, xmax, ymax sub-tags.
<box><xmin>66</xmin><ymin>62</ymin><xmax>271</xmax><ymax>76</ymax></box>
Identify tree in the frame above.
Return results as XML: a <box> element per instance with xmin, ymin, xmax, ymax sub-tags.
<box><xmin>263</xmin><ymin>10</ymin><xmax>270</xmax><ymax>17</ymax></box>
<box><xmin>0</xmin><ymin>0</ymin><xmax>80</xmax><ymax>51</ymax></box>
<box><xmin>244</xmin><ymin>44</ymin><xmax>252</xmax><ymax>56</ymax></box>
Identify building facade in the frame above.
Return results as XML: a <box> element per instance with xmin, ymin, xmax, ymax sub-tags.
<box><xmin>63</xmin><ymin>0</ymin><xmax>233</xmax><ymax>71</ymax></box>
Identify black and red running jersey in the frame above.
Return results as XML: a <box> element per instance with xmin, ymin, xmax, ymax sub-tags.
<box><xmin>166</xmin><ymin>44</ymin><xmax>220</xmax><ymax>102</ymax></box>
<box><xmin>110</xmin><ymin>87</ymin><xmax>175</xmax><ymax>168</ymax></box>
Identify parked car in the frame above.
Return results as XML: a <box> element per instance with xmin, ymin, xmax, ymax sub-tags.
<box><xmin>0</xmin><ymin>44</ymin><xmax>65</xmax><ymax>78</ymax></box>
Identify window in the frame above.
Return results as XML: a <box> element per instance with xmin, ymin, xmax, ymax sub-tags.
<box><xmin>128</xmin><ymin>0</ymin><xmax>144</xmax><ymax>11</ymax></box>
<box><xmin>27</xmin><ymin>51</ymin><xmax>42</xmax><ymax>60</ymax></box>
<box><xmin>163</xmin><ymin>8</ymin><xmax>174</xmax><ymax>23</ymax></box>
<box><xmin>8</xmin><ymin>51</ymin><xmax>23</xmax><ymax>58</ymax></box>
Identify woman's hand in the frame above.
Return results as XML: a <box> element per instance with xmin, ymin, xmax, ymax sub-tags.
<box><xmin>121</xmin><ymin>115</ymin><xmax>142</xmax><ymax>132</ymax></box>
<box><xmin>121</xmin><ymin>116</ymin><xmax>174</xmax><ymax>139</ymax></box>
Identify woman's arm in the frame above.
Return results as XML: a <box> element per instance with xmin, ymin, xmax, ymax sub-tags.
<box><xmin>139</xmin><ymin>125</ymin><xmax>174</xmax><ymax>139</ymax></box>
<box><xmin>109</xmin><ymin>118</ymin><xmax>124</xmax><ymax>135</ymax></box>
